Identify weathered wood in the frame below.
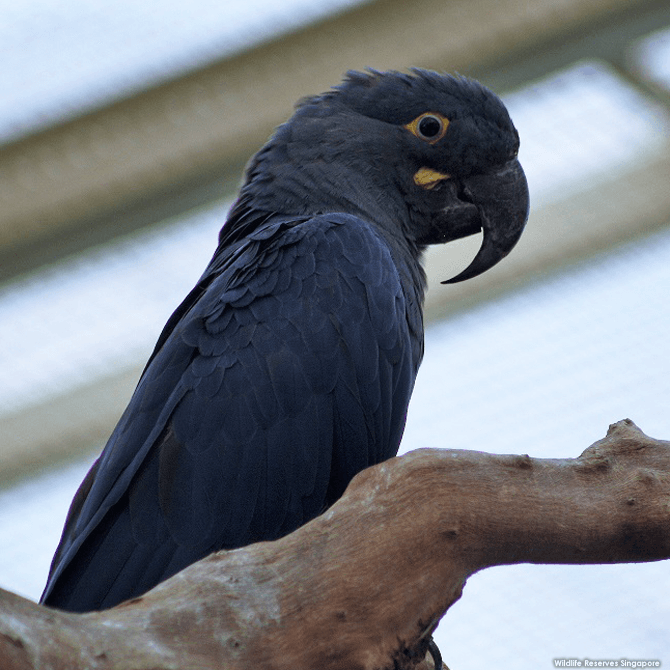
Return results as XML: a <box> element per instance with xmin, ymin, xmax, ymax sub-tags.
<box><xmin>1</xmin><ymin>419</ymin><xmax>668</xmax><ymax>670</ymax></box>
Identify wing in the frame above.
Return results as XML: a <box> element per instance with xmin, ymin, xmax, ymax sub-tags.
<box><xmin>41</xmin><ymin>212</ymin><xmax>422</xmax><ymax>612</ymax></box>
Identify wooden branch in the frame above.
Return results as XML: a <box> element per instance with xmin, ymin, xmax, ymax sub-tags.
<box><xmin>1</xmin><ymin>419</ymin><xmax>669</xmax><ymax>670</ymax></box>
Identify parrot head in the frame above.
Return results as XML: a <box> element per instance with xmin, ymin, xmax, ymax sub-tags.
<box><xmin>232</xmin><ymin>68</ymin><xmax>530</xmax><ymax>283</ymax></box>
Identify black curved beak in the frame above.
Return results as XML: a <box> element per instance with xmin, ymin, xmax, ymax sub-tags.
<box><xmin>440</xmin><ymin>158</ymin><xmax>529</xmax><ymax>284</ymax></box>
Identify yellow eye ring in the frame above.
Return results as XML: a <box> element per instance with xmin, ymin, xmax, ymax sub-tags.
<box><xmin>404</xmin><ymin>112</ymin><xmax>450</xmax><ymax>144</ymax></box>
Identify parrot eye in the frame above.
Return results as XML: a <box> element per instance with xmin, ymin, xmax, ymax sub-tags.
<box><xmin>418</xmin><ymin>115</ymin><xmax>442</xmax><ymax>138</ymax></box>
<box><xmin>404</xmin><ymin>112</ymin><xmax>449</xmax><ymax>144</ymax></box>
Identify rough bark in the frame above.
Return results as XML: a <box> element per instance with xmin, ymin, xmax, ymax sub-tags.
<box><xmin>1</xmin><ymin>419</ymin><xmax>669</xmax><ymax>670</ymax></box>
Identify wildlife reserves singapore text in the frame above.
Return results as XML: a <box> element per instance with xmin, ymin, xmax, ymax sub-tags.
<box><xmin>553</xmin><ymin>660</ymin><xmax>661</xmax><ymax>668</ymax></box>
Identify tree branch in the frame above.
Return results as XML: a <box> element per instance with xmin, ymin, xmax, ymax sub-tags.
<box><xmin>1</xmin><ymin>419</ymin><xmax>669</xmax><ymax>670</ymax></box>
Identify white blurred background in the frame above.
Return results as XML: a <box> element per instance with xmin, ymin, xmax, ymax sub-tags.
<box><xmin>0</xmin><ymin>1</ymin><xmax>669</xmax><ymax>667</ymax></box>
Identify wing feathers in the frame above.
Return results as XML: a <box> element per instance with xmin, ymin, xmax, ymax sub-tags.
<box><xmin>42</xmin><ymin>213</ymin><xmax>420</xmax><ymax>611</ymax></box>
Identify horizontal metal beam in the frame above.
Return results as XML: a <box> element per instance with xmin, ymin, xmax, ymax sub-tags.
<box><xmin>0</xmin><ymin>0</ymin><xmax>656</xmax><ymax>274</ymax></box>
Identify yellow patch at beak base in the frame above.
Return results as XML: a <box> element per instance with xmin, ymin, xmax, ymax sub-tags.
<box><xmin>413</xmin><ymin>167</ymin><xmax>450</xmax><ymax>190</ymax></box>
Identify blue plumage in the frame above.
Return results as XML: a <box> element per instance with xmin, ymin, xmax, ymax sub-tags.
<box><xmin>42</xmin><ymin>69</ymin><xmax>528</xmax><ymax>612</ymax></box>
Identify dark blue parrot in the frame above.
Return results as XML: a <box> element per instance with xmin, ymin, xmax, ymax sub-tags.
<box><xmin>41</xmin><ymin>69</ymin><xmax>529</xmax><ymax>612</ymax></box>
